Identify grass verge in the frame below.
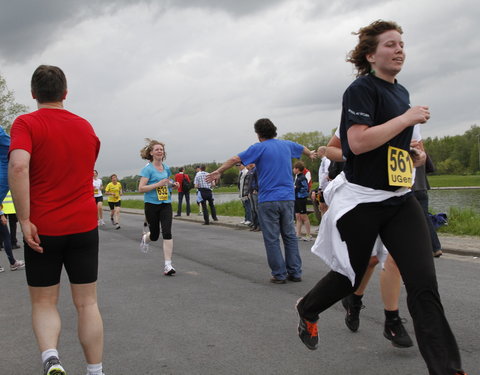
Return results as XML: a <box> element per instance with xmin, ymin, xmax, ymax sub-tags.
<box><xmin>107</xmin><ymin>198</ymin><xmax>479</xmax><ymax>236</ymax></box>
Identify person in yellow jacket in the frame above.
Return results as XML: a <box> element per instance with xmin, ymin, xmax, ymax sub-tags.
<box><xmin>105</xmin><ymin>174</ymin><xmax>122</xmax><ymax>229</ymax></box>
<box><xmin>1</xmin><ymin>191</ymin><xmax>20</xmax><ymax>249</ymax></box>
<box><xmin>0</xmin><ymin>202</ymin><xmax>25</xmax><ymax>272</ymax></box>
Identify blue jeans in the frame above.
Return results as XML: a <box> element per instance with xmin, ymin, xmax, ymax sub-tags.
<box><xmin>258</xmin><ymin>200</ymin><xmax>302</xmax><ymax>279</ymax></box>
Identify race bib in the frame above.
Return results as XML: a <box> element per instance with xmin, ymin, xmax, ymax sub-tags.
<box><xmin>156</xmin><ymin>186</ymin><xmax>169</xmax><ymax>201</ymax></box>
<box><xmin>94</xmin><ymin>188</ymin><xmax>99</xmax><ymax>195</ymax></box>
<box><xmin>387</xmin><ymin>146</ymin><xmax>413</xmax><ymax>187</ymax></box>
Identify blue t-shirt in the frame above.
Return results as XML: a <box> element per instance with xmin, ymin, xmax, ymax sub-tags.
<box><xmin>238</xmin><ymin>139</ymin><xmax>304</xmax><ymax>203</ymax></box>
<box><xmin>139</xmin><ymin>162</ymin><xmax>172</xmax><ymax>204</ymax></box>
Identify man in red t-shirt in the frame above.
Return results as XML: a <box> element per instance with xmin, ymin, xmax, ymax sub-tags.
<box><xmin>8</xmin><ymin>65</ymin><xmax>104</xmax><ymax>375</ymax></box>
<box><xmin>174</xmin><ymin>167</ymin><xmax>191</xmax><ymax>216</ymax></box>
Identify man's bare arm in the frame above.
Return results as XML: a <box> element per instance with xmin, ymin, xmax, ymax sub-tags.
<box><xmin>9</xmin><ymin>149</ymin><xmax>43</xmax><ymax>253</ymax></box>
<box><xmin>206</xmin><ymin>155</ymin><xmax>241</xmax><ymax>183</ymax></box>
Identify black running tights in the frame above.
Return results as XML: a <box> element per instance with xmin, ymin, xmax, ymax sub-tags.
<box><xmin>298</xmin><ymin>195</ymin><xmax>463</xmax><ymax>375</ymax></box>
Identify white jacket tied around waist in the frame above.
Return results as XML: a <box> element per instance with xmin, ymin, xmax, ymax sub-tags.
<box><xmin>311</xmin><ymin>172</ymin><xmax>412</xmax><ymax>285</ymax></box>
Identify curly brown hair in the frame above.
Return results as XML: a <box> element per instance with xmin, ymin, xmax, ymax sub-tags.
<box><xmin>346</xmin><ymin>20</ymin><xmax>403</xmax><ymax>77</ymax></box>
<box><xmin>140</xmin><ymin>138</ymin><xmax>166</xmax><ymax>161</ymax></box>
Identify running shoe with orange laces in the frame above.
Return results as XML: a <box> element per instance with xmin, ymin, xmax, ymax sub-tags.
<box><xmin>296</xmin><ymin>298</ymin><xmax>318</xmax><ymax>350</ymax></box>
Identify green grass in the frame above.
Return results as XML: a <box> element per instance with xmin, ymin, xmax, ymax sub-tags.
<box><xmin>428</xmin><ymin>174</ymin><xmax>480</xmax><ymax>187</ymax></box>
<box><xmin>108</xmin><ymin>195</ymin><xmax>479</xmax><ymax>237</ymax></box>
<box><xmin>104</xmin><ymin>198</ymin><xmax>243</xmax><ymax>216</ymax></box>
<box><xmin>438</xmin><ymin>207</ymin><xmax>480</xmax><ymax>236</ymax></box>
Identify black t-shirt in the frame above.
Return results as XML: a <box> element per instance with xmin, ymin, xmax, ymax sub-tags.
<box><xmin>340</xmin><ymin>74</ymin><xmax>413</xmax><ymax>191</ymax></box>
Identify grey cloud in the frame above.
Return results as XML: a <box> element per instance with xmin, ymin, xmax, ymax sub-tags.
<box><xmin>0</xmin><ymin>0</ymin><xmax>159</xmax><ymax>62</ymax></box>
<box><xmin>0</xmin><ymin>0</ymin><xmax>284</xmax><ymax>63</ymax></box>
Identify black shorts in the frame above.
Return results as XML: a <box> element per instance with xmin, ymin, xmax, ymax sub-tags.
<box><xmin>108</xmin><ymin>201</ymin><xmax>121</xmax><ymax>209</ymax></box>
<box><xmin>95</xmin><ymin>196</ymin><xmax>103</xmax><ymax>204</ymax></box>
<box><xmin>24</xmin><ymin>228</ymin><xmax>99</xmax><ymax>287</ymax></box>
<box><xmin>295</xmin><ymin>198</ymin><xmax>308</xmax><ymax>214</ymax></box>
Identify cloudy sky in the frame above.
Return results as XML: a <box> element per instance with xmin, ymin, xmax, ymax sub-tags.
<box><xmin>1</xmin><ymin>0</ymin><xmax>479</xmax><ymax>177</ymax></box>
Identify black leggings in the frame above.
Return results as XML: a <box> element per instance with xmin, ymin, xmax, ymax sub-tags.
<box><xmin>144</xmin><ymin>203</ymin><xmax>173</xmax><ymax>241</ymax></box>
<box><xmin>298</xmin><ymin>195</ymin><xmax>462</xmax><ymax>375</ymax></box>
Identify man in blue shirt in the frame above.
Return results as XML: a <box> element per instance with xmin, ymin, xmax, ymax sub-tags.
<box><xmin>207</xmin><ymin>118</ymin><xmax>316</xmax><ymax>283</ymax></box>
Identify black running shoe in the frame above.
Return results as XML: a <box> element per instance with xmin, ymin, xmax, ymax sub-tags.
<box><xmin>341</xmin><ymin>294</ymin><xmax>364</xmax><ymax>332</ymax></box>
<box><xmin>43</xmin><ymin>356</ymin><xmax>66</xmax><ymax>375</ymax></box>
<box><xmin>296</xmin><ymin>299</ymin><xmax>318</xmax><ymax>350</ymax></box>
<box><xmin>383</xmin><ymin>317</ymin><xmax>414</xmax><ymax>348</ymax></box>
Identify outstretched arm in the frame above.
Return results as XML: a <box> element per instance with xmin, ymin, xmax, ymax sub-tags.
<box><xmin>302</xmin><ymin>146</ymin><xmax>317</xmax><ymax>160</ymax></box>
<box><xmin>206</xmin><ymin>155</ymin><xmax>241</xmax><ymax>183</ymax></box>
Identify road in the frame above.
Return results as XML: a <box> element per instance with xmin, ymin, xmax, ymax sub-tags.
<box><xmin>1</xmin><ymin>212</ymin><xmax>479</xmax><ymax>374</ymax></box>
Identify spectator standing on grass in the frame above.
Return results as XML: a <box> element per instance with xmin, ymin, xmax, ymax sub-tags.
<box><xmin>237</xmin><ymin>164</ymin><xmax>251</xmax><ymax>225</ymax></box>
<box><xmin>293</xmin><ymin>161</ymin><xmax>312</xmax><ymax>241</ymax></box>
<box><xmin>194</xmin><ymin>165</ymin><xmax>218</xmax><ymax>225</ymax></box>
<box><xmin>174</xmin><ymin>167</ymin><xmax>191</xmax><ymax>217</ymax></box>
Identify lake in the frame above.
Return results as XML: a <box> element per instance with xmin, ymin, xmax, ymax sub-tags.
<box><xmin>124</xmin><ymin>189</ymin><xmax>480</xmax><ymax>214</ymax></box>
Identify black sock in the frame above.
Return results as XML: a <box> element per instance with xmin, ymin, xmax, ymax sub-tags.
<box><xmin>384</xmin><ymin>309</ymin><xmax>400</xmax><ymax>322</ymax></box>
<box><xmin>352</xmin><ymin>294</ymin><xmax>363</xmax><ymax>304</ymax></box>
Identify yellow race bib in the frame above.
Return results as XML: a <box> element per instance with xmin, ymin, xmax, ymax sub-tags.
<box><xmin>387</xmin><ymin>145</ymin><xmax>413</xmax><ymax>187</ymax></box>
<box><xmin>156</xmin><ymin>186</ymin><xmax>169</xmax><ymax>201</ymax></box>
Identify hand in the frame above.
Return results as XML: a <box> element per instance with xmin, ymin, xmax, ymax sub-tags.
<box><xmin>309</xmin><ymin>150</ymin><xmax>317</xmax><ymax>160</ymax></box>
<box><xmin>410</xmin><ymin>147</ymin><xmax>426</xmax><ymax>167</ymax></box>
<box><xmin>0</xmin><ymin>215</ymin><xmax>6</xmax><ymax>225</ymax></box>
<box><xmin>206</xmin><ymin>171</ymin><xmax>219</xmax><ymax>183</ymax></box>
<box><xmin>19</xmin><ymin>219</ymin><xmax>43</xmax><ymax>253</ymax></box>
<box><xmin>158</xmin><ymin>178</ymin><xmax>170</xmax><ymax>187</ymax></box>
<box><xmin>402</xmin><ymin>106</ymin><xmax>430</xmax><ymax>126</ymax></box>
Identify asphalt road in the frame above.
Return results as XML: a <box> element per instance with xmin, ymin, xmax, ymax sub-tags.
<box><xmin>1</xmin><ymin>213</ymin><xmax>479</xmax><ymax>374</ymax></box>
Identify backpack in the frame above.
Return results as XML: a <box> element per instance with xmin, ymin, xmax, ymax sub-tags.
<box><xmin>181</xmin><ymin>175</ymin><xmax>192</xmax><ymax>192</ymax></box>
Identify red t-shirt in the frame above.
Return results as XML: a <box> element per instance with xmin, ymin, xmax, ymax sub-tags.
<box><xmin>175</xmin><ymin>172</ymin><xmax>190</xmax><ymax>193</ymax></box>
<box><xmin>10</xmin><ymin>108</ymin><xmax>100</xmax><ymax>236</ymax></box>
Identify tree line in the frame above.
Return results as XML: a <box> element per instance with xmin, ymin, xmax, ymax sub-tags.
<box><xmin>102</xmin><ymin>125</ymin><xmax>480</xmax><ymax>191</ymax></box>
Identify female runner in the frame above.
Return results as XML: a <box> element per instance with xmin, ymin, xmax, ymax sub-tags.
<box><xmin>93</xmin><ymin>170</ymin><xmax>105</xmax><ymax>225</ymax></box>
<box><xmin>138</xmin><ymin>139</ymin><xmax>179</xmax><ymax>276</ymax></box>
<box><xmin>296</xmin><ymin>20</ymin><xmax>466</xmax><ymax>375</ymax></box>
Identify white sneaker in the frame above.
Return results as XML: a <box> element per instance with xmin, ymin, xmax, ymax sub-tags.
<box><xmin>140</xmin><ymin>232</ymin><xmax>150</xmax><ymax>253</ymax></box>
<box><xmin>10</xmin><ymin>260</ymin><xmax>25</xmax><ymax>271</ymax></box>
<box><xmin>302</xmin><ymin>235</ymin><xmax>313</xmax><ymax>242</ymax></box>
<box><xmin>0</xmin><ymin>265</ymin><xmax>4</xmax><ymax>272</ymax></box>
<box><xmin>244</xmin><ymin>220</ymin><xmax>252</xmax><ymax>225</ymax></box>
<box><xmin>164</xmin><ymin>264</ymin><xmax>176</xmax><ymax>276</ymax></box>
<box><xmin>100</xmin><ymin>219</ymin><xmax>105</xmax><ymax>226</ymax></box>
<box><xmin>240</xmin><ymin>220</ymin><xmax>246</xmax><ymax>224</ymax></box>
